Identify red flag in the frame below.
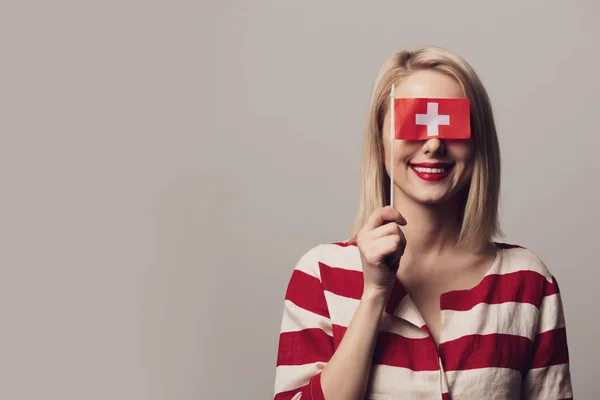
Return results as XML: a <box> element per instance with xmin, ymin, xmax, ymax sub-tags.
<box><xmin>393</xmin><ymin>97</ymin><xmax>471</xmax><ymax>140</ymax></box>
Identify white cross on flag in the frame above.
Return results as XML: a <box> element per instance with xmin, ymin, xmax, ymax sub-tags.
<box><xmin>393</xmin><ymin>97</ymin><xmax>471</xmax><ymax>140</ymax></box>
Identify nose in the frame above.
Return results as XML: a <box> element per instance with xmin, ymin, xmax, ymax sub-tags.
<box><xmin>422</xmin><ymin>138</ymin><xmax>446</xmax><ymax>156</ymax></box>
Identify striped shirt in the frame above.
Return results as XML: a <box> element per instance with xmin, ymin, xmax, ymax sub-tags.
<box><xmin>274</xmin><ymin>242</ymin><xmax>573</xmax><ymax>399</ymax></box>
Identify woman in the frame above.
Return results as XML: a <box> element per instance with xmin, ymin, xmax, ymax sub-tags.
<box><xmin>273</xmin><ymin>46</ymin><xmax>573</xmax><ymax>399</ymax></box>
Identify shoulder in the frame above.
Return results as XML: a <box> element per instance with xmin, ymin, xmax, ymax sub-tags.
<box><xmin>496</xmin><ymin>242</ymin><xmax>555</xmax><ymax>283</ymax></box>
<box><xmin>292</xmin><ymin>240</ymin><xmax>362</xmax><ymax>281</ymax></box>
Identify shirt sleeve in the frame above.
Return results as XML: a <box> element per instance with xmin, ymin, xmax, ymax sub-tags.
<box><xmin>273</xmin><ymin>249</ymin><xmax>334</xmax><ymax>400</ymax></box>
<box><xmin>521</xmin><ymin>275</ymin><xmax>573</xmax><ymax>399</ymax></box>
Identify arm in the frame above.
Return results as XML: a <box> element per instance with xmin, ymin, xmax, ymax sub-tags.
<box><xmin>320</xmin><ymin>289</ymin><xmax>387</xmax><ymax>400</ymax></box>
<box><xmin>521</xmin><ymin>275</ymin><xmax>573</xmax><ymax>399</ymax></box>
<box><xmin>274</xmin><ymin>207</ymin><xmax>405</xmax><ymax>400</ymax></box>
<box><xmin>273</xmin><ymin>250</ymin><xmax>388</xmax><ymax>400</ymax></box>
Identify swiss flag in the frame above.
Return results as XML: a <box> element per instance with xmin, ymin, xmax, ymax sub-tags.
<box><xmin>393</xmin><ymin>97</ymin><xmax>471</xmax><ymax>140</ymax></box>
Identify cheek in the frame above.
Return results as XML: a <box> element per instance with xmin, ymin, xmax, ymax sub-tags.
<box><xmin>448</xmin><ymin>141</ymin><xmax>474</xmax><ymax>164</ymax></box>
<box><xmin>448</xmin><ymin>143</ymin><xmax>475</xmax><ymax>181</ymax></box>
<box><xmin>383</xmin><ymin>137</ymin><xmax>413</xmax><ymax>161</ymax></box>
<box><xmin>392</xmin><ymin>142</ymin><xmax>410</xmax><ymax>157</ymax></box>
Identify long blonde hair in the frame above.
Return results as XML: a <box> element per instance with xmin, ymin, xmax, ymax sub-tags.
<box><xmin>350</xmin><ymin>46</ymin><xmax>502</xmax><ymax>248</ymax></box>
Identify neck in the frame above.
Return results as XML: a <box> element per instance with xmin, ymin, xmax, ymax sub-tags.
<box><xmin>393</xmin><ymin>190</ymin><xmax>465</xmax><ymax>260</ymax></box>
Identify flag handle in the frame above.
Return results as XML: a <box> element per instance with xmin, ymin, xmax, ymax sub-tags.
<box><xmin>390</xmin><ymin>84</ymin><xmax>395</xmax><ymax>209</ymax></box>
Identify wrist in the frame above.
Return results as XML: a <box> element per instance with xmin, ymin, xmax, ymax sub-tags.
<box><xmin>361</xmin><ymin>286</ymin><xmax>390</xmax><ymax>308</ymax></box>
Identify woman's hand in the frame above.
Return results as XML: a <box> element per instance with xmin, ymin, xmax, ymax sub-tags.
<box><xmin>356</xmin><ymin>206</ymin><xmax>407</xmax><ymax>297</ymax></box>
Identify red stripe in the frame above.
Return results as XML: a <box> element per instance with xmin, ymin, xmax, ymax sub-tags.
<box><xmin>319</xmin><ymin>262</ymin><xmax>364</xmax><ymax>300</ymax></box>
<box><xmin>274</xmin><ymin>388</ymin><xmax>302</xmax><ymax>400</ymax></box>
<box><xmin>277</xmin><ymin>329</ymin><xmax>333</xmax><ymax>366</ymax></box>
<box><xmin>333</xmin><ymin>325</ymin><xmax>440</xmax><ymax>371</ymax></box>
<box><xmin>421</xmin><ymin>325</ymin><xmax>432</xmax><ymax>336</ymax></box>
<box><xmin>332</xmin><ymin>324</ymin><xmax>346</xmax><ymax>351</ymax></box>
<box><xmin>442</xmin><ymin>393</ymin><xmax>451</xmax><ymax>400</ymax></box>
<box><xmin>384</xmin><ymin>278</ymin><xmax>408</xmax><ymax>314</ymax></box>
<box><xmin>440</xmin><ymin>333</ymin><xmax>532</xmax><ymax>372</ymax></box>
<box><xmin>530</xmin><ymin>328</ymin><xmax>569</xmax><ymax>368</ymax></box>
<box><xmin>544</xmin><ymin>275</ymin><xmax>561</xmax><ymax>296</ymax></box>
<box><xmin>440</xmin><ymin>270</ymin><xmax>556</xmax><ymax>311</ymax></box>
<box><xmin>308</xmin><ymin>372</ymin><xmax>325</xmax><ymax>400</ymax></box>
<box><xmin>319</xmin><ymin>263</ymin><xmax>409</xmax><ymax>312</ymax></box>
<box><xmin>332</xmin><ymin>241</ymin><xmax>357</xmax><ymax>247</ymax></box>
<box><xmin>274</xmin><ymin>373</ymin><xmax>324</xmax><ymax>400</ymax></box>
<box><xmin>374</xmin><ymin>331</ymin><xmax>440</xmax><ymax>370</ymax></box>
<box><xmin>285</xmin><ymin>270</ymin><xmax>330</xmax><ymax>318</ymax></box>
<box><xmin>274</xmin><ymin>375</ymin><xmax>324</xmax><ymax>400</ymax></box>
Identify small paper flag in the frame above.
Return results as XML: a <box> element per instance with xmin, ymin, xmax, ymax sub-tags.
<box><xmin>394</xmin><ymin>97</ymin><xmax>471</xmax><ymax>140</ymax></box>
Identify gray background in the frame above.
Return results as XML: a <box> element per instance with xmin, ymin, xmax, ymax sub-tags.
<box><xmin>1</xmin><ymin>0</ymin><xmax>598</xmax><ymax>399</ymax></box>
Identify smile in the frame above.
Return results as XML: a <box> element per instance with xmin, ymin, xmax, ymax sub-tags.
<box><xmin>412</xmin><ymin>166</ymin><xmax>447</xmax><ymax>173</ymax></box>
<box><xmin>409</xmin><ymin>162</ymin><xmax>454</xmax><ymax>181</ymax></box>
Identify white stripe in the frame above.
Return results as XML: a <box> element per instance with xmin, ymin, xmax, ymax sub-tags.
<box><xmin>313</xmin><ymin>243</ymin><xmax>363</xmax><ymax>272</ymax></box>
<box><xmin>292</xmin><ymin>244</ymin><xmax>362</xmax><ymax>283</ymax></box>
<box><xmin>281</xmin><ymin>299</ymin><xmax>333</xmax><ymax>336</ymax></box>
<box><xmin>380</xmin><ymin>312</ymin><xmax>429</xmax><ymax>339</ymax></box>
<box><xmin>293</xmin><ymin>248</ymin><xmax>323</xmax><ymax>280</ymax></box>
<box><xmin>323</xmin><ymin>291</ymin><xmax>360</xmax><ymax>328</ymax></box>
<box><xmin>440</xmin><ymin>301</ymin><xmax>538</xmax><ymax>343</ymax></box>
<box><xmin>323</xmin><ymin>291</ymin><xmax>428</xmax><ymax>339</ymax></box>
<box><xmin>522</xmin><ymin>363</ymin><xmax>573</xmax><ymax>399</ymax></box>
<box><xmin>393</xmin><ymin>294</ymin><xmax>426</xmax><ymax>328</ymax></box>
<box><xmin>439</xmin><ymin>358</ymin><xmax>449</xmax><ymax>393</ymax></box>
<box><xmin>446</xmin><ymin>367</ymin><xmax>522</xmax><ymax>398</ymax></box>
<box><xmin>498</xmin><ymin>247</ymin><xmax>553</xmax><ymax>282</ymax></box>
<box><xmin>537</xmin><ymin>293</ymin><xmax>565</xmax><ymax>334</ymax></box>
<box><xmin>367</xmin><ymin>364</ymin><xmax>441</xmax><ymax>399</ymax></box>
<box><xmin>274</xmin><ymin>362</ymin><xmax>326</xmax><ymax>395</ymax></box>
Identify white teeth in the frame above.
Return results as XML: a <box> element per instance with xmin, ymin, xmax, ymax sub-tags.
<box><xmin>413</xmin><ymin>166</ymin><xmax>447</xmax><ymax>173</ymax></box>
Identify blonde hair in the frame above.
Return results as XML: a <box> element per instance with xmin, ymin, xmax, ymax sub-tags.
<box><xmin>350</xmin><ymin>46</ymin><xmax>502</xmax><ymax>249</ymax></box>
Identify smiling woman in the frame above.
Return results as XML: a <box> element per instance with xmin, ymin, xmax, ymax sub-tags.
<box><xmin>273</xmin><ymin>46</ymin><xmax>573</xmax><ymax>399</ymax></box>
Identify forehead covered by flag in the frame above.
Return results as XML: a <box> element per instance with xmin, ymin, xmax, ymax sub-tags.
<box><xmin>393</xmin><ymin>97</ymin><xmax>471</xmax><ymax>140</ymax></box>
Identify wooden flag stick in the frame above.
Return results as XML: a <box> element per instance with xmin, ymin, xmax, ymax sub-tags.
<box><xmin>390</xmin><ymin>84</ymin><xmax>395</xmax><ymax>208</ymax></box>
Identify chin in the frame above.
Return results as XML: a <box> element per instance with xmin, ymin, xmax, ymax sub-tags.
<box><xmin>415</xmin><ymin>195</ymin><xmax>450</xmax><ymax>205</ymax></box>
<box><xmin>404</xmin><ymin>188</ymin><xmax>459</xmax><ymax>206</ymax></box>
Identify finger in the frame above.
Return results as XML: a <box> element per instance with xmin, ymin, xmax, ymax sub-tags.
<box><xmin>381</xmin><ymin>206</ymin><xmax>407</xmax><ymax>226</ymax></box>
<box><xmin>375</xmin><ymin>235</ymin><xmax>402</xmax><ymax>261</ymax></box>
<box><xmin>383</xmin><ymin>233</ymin><xmax>406</xmax><ymax>269</ymax></box>
<box><xmin>364</xmin><ymin>206</ymin><xmax>407</xmax><ymax>231</ymax></box>
<box><xmin>370</xmin><ymin>221</ymin><xmax>403</xmax><ymax>241</ymax></box>
<box><xmin>395</xmin><ymin>227</ymin><xmax>407</xmax><ymax>256</ymax></box>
